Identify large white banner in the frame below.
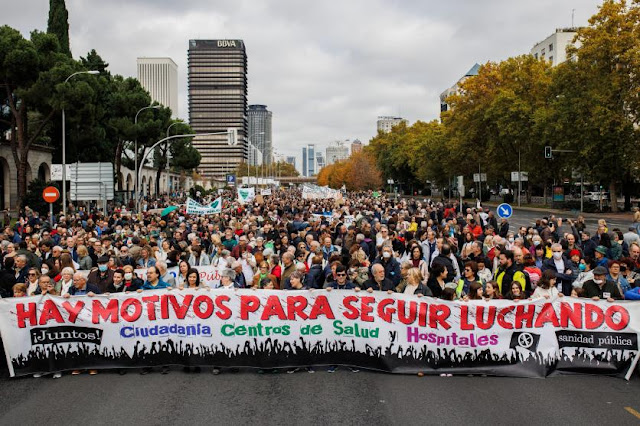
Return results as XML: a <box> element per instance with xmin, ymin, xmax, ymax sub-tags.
<box><xmin>0</xmin><ymin>293</ymin><xmax>638</xmax><ymax>378</ymax></box>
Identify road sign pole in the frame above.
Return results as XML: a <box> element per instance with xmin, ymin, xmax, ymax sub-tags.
<box><xmin>49</xmin><ymin>203</ymin><xmax>53</xmax><ymax>227</ymax></box>
<box><xmin>518</xmin><ymin>149</ymin><xmax>521</xmax><ymax>207</ymax></box>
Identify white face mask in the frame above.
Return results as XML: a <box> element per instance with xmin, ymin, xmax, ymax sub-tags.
<box><xmin>124</xmin><ymin>273</ymin><xmax>133</xmax><ymax>280</ymax></box>
<box><xmin>383</xmin><ymin>252</ymin><xmax>391</xmax><ymax>259</ymax></box>
<box><xmin>552</xmin><ymin>252</ymin><xmax>563</xmax><ymax>260</ymax></box>
<box><xmin>594</xmin><ymin>279</ymin><xmax>603</xmax><ymax>285</ymax></box>
<box><xmin>508</xmin><ymin>237</ymin><xmax>514</xmax><ymax>243</ymax></box>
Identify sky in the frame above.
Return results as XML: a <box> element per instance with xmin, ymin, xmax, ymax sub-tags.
<box><xmin>6</xmin><ymin>0</ymin><xmax>604</xmax><ymax>170</ymax></box>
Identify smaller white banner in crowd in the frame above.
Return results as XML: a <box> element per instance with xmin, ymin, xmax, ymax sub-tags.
<box><xmin>260</xmin><ymin>188</ymin><xmax>272</xmax><ymax>196</ymax></box>
<box><xmin>237</xmin><ymin>187</ymin><xmax>256</xmax><ymax>204</ymax></box>
<box><xmin>186</xmin><ymin>197</ymin><xmax>222</xmax><ymax>215</ymax></box>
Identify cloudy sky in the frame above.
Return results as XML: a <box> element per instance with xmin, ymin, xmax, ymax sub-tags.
<box><xmin>7</xmin><ymin>0</ymin><xmax>603</xmax><ymax>169</ymax></box>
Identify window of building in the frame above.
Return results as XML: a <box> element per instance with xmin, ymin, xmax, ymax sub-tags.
<box><xmin>549</xmin><ymin>56</ymin><xmax>553</xmax><ymax>63</ymax></box>
<box><xmin>549</xmin><ymin>43</ymin><xmax>553</xmax><ymax>51</ymax></box>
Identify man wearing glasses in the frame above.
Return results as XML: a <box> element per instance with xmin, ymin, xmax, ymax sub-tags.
<box><xmin>325</xmin><ymin>265</ymin><xmax>356</xmax><ymax>290</ymax></box>
<box><xmin>541</xmin><ymin>243</ymin><xmax>577</xmax><ymax>296</ymax></box>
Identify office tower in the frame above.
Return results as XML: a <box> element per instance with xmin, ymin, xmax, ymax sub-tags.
<box><xmin>248</xmin><ymin>105</ymin><xmax>273</xmax><ymax>165</ymax></box>
<box><xmin>301</xmin><ymin>144</ymin><xmax>316</xmax><ymax>177</ymax></box>
<box><xmin>377</xmin><ymin>116</ymin><xmax>409</xmax><ymax>133</ymax></box>
<box><xmin>137</xmin><ymin>57</ymin><xmax>179</xmax><ymax>117</ymax></box>
<box><xmin>188</xmin><ymin>39</ymin><xmax>248</xmax><ymax>177</ymax></box>
<box><xmin>351</xmin><ymin>139</ymin><xmax>363</xmax><ymax>154</ymax></box>
<box><xmin>286</xmin><ymin>156</ymin><xmax>296</xmax><ymax>169</ymax></box>
<box><xmin>326</xmin><ymin>141</ymin><xmax>349</xmax><ymax>165</ymax></box>
<box><xmin>315</xmin><ymin>151</ymin><xmax>325</xmax><ymax>171</ymax></box>
<box><xmin>439</xmin><ymin>63</ymin><xmax>480</xmax><ymax>113</ymax></box>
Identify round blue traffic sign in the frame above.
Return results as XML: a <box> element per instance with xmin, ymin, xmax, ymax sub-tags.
<box><xmin>497</xmin><ymin>203</ymin><xmax>513</xmax><ymax>219</ymax></box>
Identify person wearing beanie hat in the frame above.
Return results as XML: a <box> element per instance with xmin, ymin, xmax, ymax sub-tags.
<box><xmin>581</xmin><ymin>265</ymin><xmax>622</xmax><ymax>301</ymax></box>
<box><xmin>594</xmin><ymin>245</ymin><xmax>609</xmax><ymax>267</ymax></box>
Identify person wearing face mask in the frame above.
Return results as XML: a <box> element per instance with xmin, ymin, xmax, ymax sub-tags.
<box><xmin>372</xmin><ymin>245</ymin><xmax>402</xmax><ymax>287</ymax></box>
<box><xmin>581</xmin><ymin>266</ymin><xmax>622</xmax><ymax>301</ymax></box>
<box><xmin>121</xmin><ymin>265</ymin><xmax>142</xmax><ymax>291</ymax></box>
<box><xmin>541</xmin><ymin>243</ymin><xmax>577</xmax><ymax>296</ymax></box>
<box><xmin>87</xmin><ymin>255</ymin><xmax>115</xmax><ymax>293</ymax></box>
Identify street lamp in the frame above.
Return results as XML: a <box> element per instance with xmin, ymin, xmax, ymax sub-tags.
<box><xmin>61</xmin><ymin>70</ymin><xmax>99</xmax><ymax>219</ymax></box>
<box><xmin>134</xmin><ymin>105</ymin><xmax>161</xmax><ymax>212</ymax></box>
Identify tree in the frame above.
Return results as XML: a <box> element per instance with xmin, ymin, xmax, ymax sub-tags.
<box><xmin>317</xmin><ymin>151</ymin><xmax>382</xmax><ymax>191</ymax></box>
<box><xmin>444</xmin><ymin>56</ymin><xmax>553</xmax><ymax>200</ymax></box>
<box><xmin>47</xmin><ymin>0</ymin><xmax>71</xmax><ymax>57</ymax></box>
<box><xmin>0</xmin><ymin>26</ymin><xmax>75</xmax><ymax>208</ymax></box>
<box><xmin>551</xmin><ymin>0</ymin><xmax>640</xmax><ymax>211</ymax></box>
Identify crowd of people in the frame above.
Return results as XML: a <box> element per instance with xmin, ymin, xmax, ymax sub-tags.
<box><xmin>2</xmin><ymin>188</ymin><xmax>640</xmax><ymax>377</ymax></box>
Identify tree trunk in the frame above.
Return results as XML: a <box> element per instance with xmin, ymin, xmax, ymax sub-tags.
<box><xmin>542</xmin><ymin>180</ymin><xmax>548</xmax><ymax>206</ymax></box>
<box><xmin>623</xmin><ymin>170</ymin><xmax>632</xmax><ymax>212</ymax></box>
<box><xmin>609</xmin><ymin>181</ymin><xmax>618</xmax><ymax>213</ymax></box>
<box><xmin>114</xmin><ymin>140</ymin><xmax>123</xmax><ymax>191</ymax></box>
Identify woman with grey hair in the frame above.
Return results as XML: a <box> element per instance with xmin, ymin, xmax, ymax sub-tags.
<box><xmin>58</xmin><ymin>267</ymin><xmax>75</xmax><ymax>296</ymax></box>
<box><xmin>218</xmin><ymin>268</ymin><xmax>237</xmax><ymax>289</ymax></box>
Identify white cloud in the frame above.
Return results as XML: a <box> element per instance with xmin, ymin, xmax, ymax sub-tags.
<box><xmin>6</xmin><ymin>0</ymin><xmax>603</xmax><ymax>169</ymax></box>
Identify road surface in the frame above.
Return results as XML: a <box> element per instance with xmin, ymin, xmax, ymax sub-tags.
<box><xmin>0</xmin><ymin>368</ymin><xmax>639</xmax><ymax>425</ymax></box>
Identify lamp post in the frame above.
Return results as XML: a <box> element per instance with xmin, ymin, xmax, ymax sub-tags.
<box><xmin>134</xmin><ymin>105</ymin><xmax>161</xmax><ymax>212</ymax></box>
<box><xmin>136</xmin><ymin>130</ymin><xmax>234</xmax><ymax>210</ymax></box>
<box><xmin>61</xmin><ymin>70</ymin><xmax>99</xmax><ymax>219</ymax></box>
<box><xmin>246</xmin><ymin>131</ymin><xmax>264</xmax><ymax>185</ymax></box>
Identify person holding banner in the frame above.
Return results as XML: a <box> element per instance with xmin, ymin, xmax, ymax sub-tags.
<box><xmin>121</xmin><ymin>265</ymin><xmax>142</xmax><ymax>291</ymax></box>
<box><xmin>140</xmin><ymin>266</ymin><xmax>170</xmax><ymax>291</ymax></box>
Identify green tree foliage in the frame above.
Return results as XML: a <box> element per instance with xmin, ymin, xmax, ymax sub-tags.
<box><xmin>47</xmin><ymin>0</ymin><xmax>71</xmax><ymax>57</ymax></box>
<box><xmin>0</xmin><ymin>26</ymin><xmax>74</xmax><ymax>207</ymax></box>
<box><xmin>542</xmin><ymin>0</ymin><xmax>640</xmax><ymax>211</ymax></box>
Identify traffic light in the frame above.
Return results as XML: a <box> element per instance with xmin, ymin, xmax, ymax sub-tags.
<box><xmin>227</xmin><ymin>128</ymin><xmax>237</xmax><ymax>146</ymax></box>
<box><xmin>544</xmin><ymin>146</ymin><xmax>552</xmax><ymax>159</ymax></box>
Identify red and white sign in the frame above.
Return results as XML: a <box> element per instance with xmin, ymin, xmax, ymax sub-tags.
<box><xmin>42</xmin><ymin>186</ymin><xmax>60</xmax><ymax>203</ymax></box>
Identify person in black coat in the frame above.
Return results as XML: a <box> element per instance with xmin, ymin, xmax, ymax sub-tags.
<box><xmin>305</xmin><ymin>255</ymin><xmax>325</xmax><ymax>289</ymax></box>
<box><xmin>362</xmin><ymin>263</ymin><xmax>395</xmax><ymax>291</ymax></box>
<box><xmin>431</xmin><ymin>245</ymin><xmax>455</xmax><ymax>280</ymax></box>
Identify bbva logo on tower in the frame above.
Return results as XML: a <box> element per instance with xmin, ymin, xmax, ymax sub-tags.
<box><xmin>217</xmin><ymin>40</ymin><xmax>237</xmax><ymax>48</ymax></box>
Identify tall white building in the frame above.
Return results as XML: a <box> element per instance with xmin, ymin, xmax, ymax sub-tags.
<box><xmin>326</xmin><ymin>142</ymin><xmax>349</xmax><ymax>165</ymax></box>
<box><xmin>316</xmin><ymin>152</ymin><xmax>326</xmax><ymax>170</ymax></box>
<box><xmin>137</xmin><ymin>57</ymin><xmax>179</xmax><ymax>117</ymax></box>
<box><xmin>530</xmin><ymin>28</ymin><xmax>580</xmax><ymax>67</ymax></box>
<box><xmin>377</xmin><ymin>116</ymin><xmax>408</xmax><ymax>133</ymax></box>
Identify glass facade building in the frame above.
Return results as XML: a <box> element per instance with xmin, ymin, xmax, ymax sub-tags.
<box><xmin>248</xmin><ymin>105</ymin><xmax>272</xmax><ymax>165</ymax></box>
<box><xmin>188</xmin><ymin>39</ymin><xmax>248</xmax><ymax>177</ymax></box>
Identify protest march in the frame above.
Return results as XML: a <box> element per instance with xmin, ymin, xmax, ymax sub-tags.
<box><xmin>1</xmin><ymin>187</ymin><xmax>640</xmax><ymax>379</ymax></box>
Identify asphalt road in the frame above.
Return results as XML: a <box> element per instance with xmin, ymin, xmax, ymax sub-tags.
<box><xmin>495</xmin><ymin>208</ymin><xmax>633</xmax><ymax>236</ymax></box>
<box><xmin>1</xmin><ymin>367</ymin><xmax>639</xmax><ymax>425</ymax></box>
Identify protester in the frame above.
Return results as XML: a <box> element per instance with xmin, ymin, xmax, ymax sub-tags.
<box><xmin>3</xmin><ymin>187</ymin><xmax>639</xmax><ymax>378</ymax></box>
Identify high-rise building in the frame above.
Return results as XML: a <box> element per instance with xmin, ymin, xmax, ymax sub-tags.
<box><xmin>377</xmin><ymin>116</ymin><xmax>409</xmax><ymax>133</ymax></box>
<box><xmin>439</xmin><ymin>63</ymin><xmax>480</xmax><ymax>113</ymax></box>
<box><xmin>302</xmin><ymin>144</ymin><xmax>316</xmax><ymax>177</ymax></box>
<box><xmin>316</xmin><ymin>151</ymin><xmax>325</xmax><ymax>171</ymax></box>
<box><xmin>351</xmin><ymin>139</ymin><xmax>363</xmax><ymax>154</ymax></box>
<box><xmin>248</xmin><ymin>105</ymin><xmax>272</xmax><ymax>165</ymax></box>
<box><xmin>530</xmin><ymin>28</ymin><xmax>580</xmax><ymax>67</ymax></box>
<box><xmin>188</xmin><ymin>39</ymin><xmax>248</xmax><ymax>178</ymax></box>
<box><xmin>285</xmin><ymin>156</ymin><xmax>296</xmax><ymax>169</ymax></box>
<box><xmin>137</xmin><ymin>57</ymin><xmax>179</xmax><ymax>117</ymax></box>
<box><xmin>326</xmin><ymin>142</ymin><xmax>349</xmax><ymax>165</ymax></box>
